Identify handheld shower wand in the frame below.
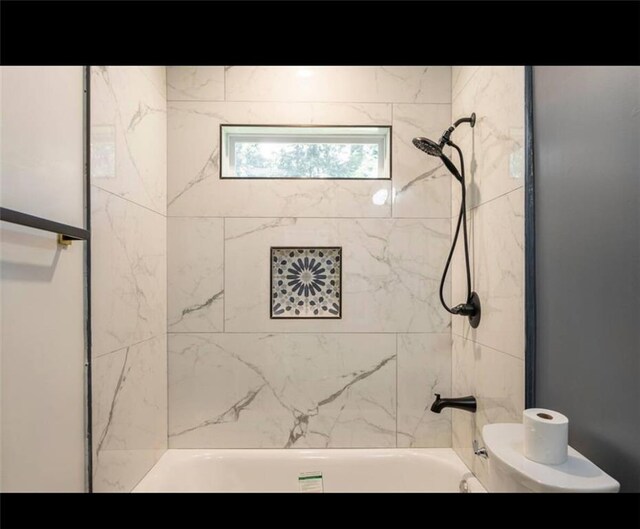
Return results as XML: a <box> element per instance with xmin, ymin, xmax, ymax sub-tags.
<box><xmin>412</xmin><ymin>113</ymin><xmax>481</xmax><ymax>328</ymax></box>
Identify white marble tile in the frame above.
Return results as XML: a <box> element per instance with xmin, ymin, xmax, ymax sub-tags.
<box><xmin>452</xmin><ymin>66</ymin><xmax>480</xmax><ymax>101</ymax></box>
<box><xmin>168</xmin><ymin>333</ymin><xmax>396</xmax><ymax>448</ymax></box>
<box><xmin>168</xmin><ymin>218</ymin><xmax>224</xmax><ymax>332</ymax></box>
<box><xmin>451</xmin><ymin>334</ymin><xmax>475</xmax><ymax>472</ymax></box>
<box><xmin>224</xmin><ymin>66</ymin><xmax>451</xmax><ymax>103</ymax></box>
<box><xmin>397</xmin><ymin>334</ymin><xmax>452</xmax><ymax>447</ymax></box>
<box><xmin>92</xmin><ymin>334</ymin><xmax>167</xmax><ymax>492</ymax></box>
<box><xmin>167</xmin><ymin>66</ymin><xmax>225</xmax><ymax>101</ymax></box>
<box><xmin>167</xmin><ymin>101</ymin><xmax>392</xmax><ymax>218</ymax></box>
<box><xmin>224</xmin><ymin>218</ymin><xmax>450</xmax><ymax>333</ymax></box>
<box><xmin>453</xmin><ymin>189</ymin><xmax>524</xmax><ymax>359</ymax></box>
<box><xmin>450</xmin><ymin>215</ymin><xmax>473</xmax><ymax>338</ymax></box>
<box><xmin>451</xmin><ymin>335</ymin><xmax>524</xmax><ymax>487</ymax></box>
<box><xmin>91</xmin><ymin>66</ymin><xmax>167</xmax><ymax>215</ymax></box>
<box><xmin>91</xmin><ymin>187</ymin><xmax>167</xmax><ymax>357</ymax></box>
<box><xmin>452</xmin><ymin>66</ymin><xmax>525</xmax><ymax>211</ymax></box>
<box><xmin>392</xmin><ymin>104</ymin><xmax>452</xmax><ymax>218</ymax></box>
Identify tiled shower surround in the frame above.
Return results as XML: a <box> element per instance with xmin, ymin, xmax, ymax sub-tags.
<box><xmin>91</xmin><ymin>67</ymin><xmax>168</xmax><ymax>491</ymax></box>
<box><xmin>91</xmin><ymin>66</ymin><xmax>524</xmax><ymax>491</ymax></box>
<box><xmin>167</xmin><ymin>67</ymin><xmax>454</xmax><ymax>449</ymax></box>
<box><xmin>450</xmin><ymin>66</ymin><xmax>525</xmax><ymax>486</ymax></box>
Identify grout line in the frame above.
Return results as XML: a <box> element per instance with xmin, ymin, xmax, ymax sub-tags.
<box><xmin>166</xmin><ymin>331</ymin><xmax>452</xmax><ymax>336</ymax></box>
<box><xmin>164</xmin><ymin>76</ymin><xmax>170</xmax><ymax>451</ymax></box>
<box><xmin>454</xmin><ymin>184</ymin><xmax>525</xmax><ymax>216</ymax></box>
<box><xmin>93</xmin><ymin>333</ymin><xmax>163</xmax><ymax>360</ymax></box>
<box><xmin>166</xmin><ymin>215</ymin><xmax>452</xmax><ymax>220</ymax></box>
<box><xmin>451</xmin><ymin>331</ymin><xmax>524</xmax><ymax>362</ymax></box>
<box><xmin>222</xmin><ymin>217</ymin><xmax>226</xmax><ymax>333</ymax></box>
<box><xmin>390</xmin><ymin>104</ymin><xmax>394</xmax><ymax>219</ymax></box>
<box><xmin>92</xmin><ymin>184</ymin><xmax>166</xmax><ymax>218</ymax></box>
<box><xmin>451</xmin><ymin>66</ymin><xmax>482</xmax><ymax>103</ymax></box>
<box><xmin>168</xmin><ymin>99</ymin><xmax>451</xmax><ymax>106</ymax></box>
<box><xmin>395</xmin><ymin>333</ymin><xmax>398</xmax><ymax>448</ymax></box>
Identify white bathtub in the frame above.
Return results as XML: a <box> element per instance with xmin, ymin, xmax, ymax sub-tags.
<box><xmin>133</xmin><ymin>448</ymin><xmax>486</xmax><ymax>493</ymax></box>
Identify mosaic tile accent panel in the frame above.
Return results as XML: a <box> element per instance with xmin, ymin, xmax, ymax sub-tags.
<box><xmin>271</xmin><ymin>247</ymin><xmax>342</xmax><ymax>319</ymax></box>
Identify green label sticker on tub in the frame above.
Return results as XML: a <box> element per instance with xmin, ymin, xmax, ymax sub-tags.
<box><xmin>298</xmin><ymin>471</ymin><xmax>323</xmax><ymax>493</ymax></box>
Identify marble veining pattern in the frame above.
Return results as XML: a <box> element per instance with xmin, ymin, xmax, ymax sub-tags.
<box><xmin>91</xmin><ymin>66</ymin><xmax>168</xmax><ymax>492</ymax></box>
<box><xmin>224</xmin><ymin>66</ymin><xmax>451</xmax><ymax>103</ymax></box>
<box><xmin>168</xmin><ymin>334</ymin><xmax>397</xmax><ymax>448</ymax></box>
<box><xmin>453</xmin><ymin>189</ymin><xmax>524</xmax><ymax>358</ymax></box>
<box><xmin>168</xmin><ymin>217</ymin><xmax>224</xmax><ymax>332</ymax></box>
<box><xmin>92</xmin><ymin>335</ymin><xmax>167</xmax><ymax>492</ymax></box>
<box><xmin>164</xmin><ymin>66</ymin><xmax>467</xmax><ymax>452</ymax></box>
<box><xmin>392</xmin><ymin>104</ymin><xmax>453</xmax><ymax>218</ymax></box>
<box><xmin>450</xmin><ymin>66</ymin><xmax>525</xmax><ymax>489</ymax></box>
<box><xmin>167</xmin><ymin>101</ymin><xmax>393</xmax><ymax>218</ymax></box>
<box><xmin>91</xmin><ymin>66</ymin><xmax>167</xmax><ymax>215</ymax></box>
<box><xmin>225</xmin><ymin>217</ymin><xmax>450</xmax><ymax>333</ymax></box>
<box><xmin>397</xmin><ymin>334</ymin><xmax>452</xmax><ymax>447</ymax></box>
<box><xmin>451</xmin><ymin>335</ymin><xmax>524</xmax><ymax>485</ymax></box>
<box><xmin>91</xmin><ymin>187</ymin><xmax>166</xmax><ymax>358</ymax></box>
<box><xmin>167</xmin><ymin>66</ymin><xmax>224</xmax><ymax>101</ymax></box>
<box><xmin>451</xmin><ymin>66</ymin><xmax>525</xmax><ymax>212</ymax></box>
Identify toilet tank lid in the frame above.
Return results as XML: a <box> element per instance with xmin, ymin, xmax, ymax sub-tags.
<box><xmin>482</xmin><ymin>423</ymin><xmax>620</xmax><ymax>492</ymax></box>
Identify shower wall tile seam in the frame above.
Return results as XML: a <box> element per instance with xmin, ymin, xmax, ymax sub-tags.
<box><xmin>168</xmin><ymin>99</ymin><xmax>452</xmax><ymax>105</ymax></box>
<box><xmin>224</xmin><ymin>219</ymin><xmax>227</xmax><ymax>332</ymax></box>
<box><xmin>167</xmin><ymin>215</ymin><xmax>453</xmax><ymax>220</ymax></box>
<box><xmin>451</xmin><ymin>67</ymin><xmax>482</xmax><ymax>105</ymax></box>
<box><xmin>91</xmin><ymin>184</ymin><xmax>166</xmax><ymax>218</ymax></box>
<box><xmin>449</xmin><ymin>184</ymin><xmax>525</xmax><ymax>220</ymax></box>
<box><xmin>451</xmin><ymin>331</ymin><xmax>524</xmax><ymax>362</ymax></box>
<box><xmin>166</xmin><ymin>331</ymin><xmax>452</xmax><ymax>335</ymax></box>
<box><xmin>395</xmin><ymin>332</ymin><xmax>398</xmax><ymax>448</ymax></box>
<box><xmin>94</xmin><ymin>332</ymin><xmax>165</xmax><ymax>359</ymax></box>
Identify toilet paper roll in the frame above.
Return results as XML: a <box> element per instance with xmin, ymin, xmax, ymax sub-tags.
<box><xmin>523</xmin><ymin>408</ymin><xmax>569</xmax><ymax>465</ymax></box>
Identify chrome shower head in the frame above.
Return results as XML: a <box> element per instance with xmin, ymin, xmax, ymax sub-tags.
<box><xmin>412</xmin><ymin>137</ymin><xmax>443</xmax><ymax>157</ymax></box>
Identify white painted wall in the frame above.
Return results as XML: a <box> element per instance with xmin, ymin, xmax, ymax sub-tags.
<box><xmin>0</xmin><ymin>66</ymin><xmax>86</xmax><ymax>491</ymax></box>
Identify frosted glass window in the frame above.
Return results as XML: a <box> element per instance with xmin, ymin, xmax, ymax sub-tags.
<box><xmin>220</xmin><ymin>125</ymin><xmax>391</xmax><ymax>179</ymax></box>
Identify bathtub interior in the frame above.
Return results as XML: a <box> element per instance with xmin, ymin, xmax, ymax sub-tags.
<box><xmin>133</xmin><ymin>448</ymin><xmax>486</xmax><ymax>493</ymax></box>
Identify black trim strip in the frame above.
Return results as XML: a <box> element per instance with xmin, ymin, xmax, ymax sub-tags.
<box><xmin>524</xmin><ymin>65</ymin><xmax>536</xmax><ymax>409</ymax></box>
<box><xmin>84</xmin><ymin>65</ymin><xmax>94</xmax><ymax>493</ymax></box>
<box><xmin>0</xmin><ymin>207</ymin><xmax>90</xmax><ymax>241</ymax></box>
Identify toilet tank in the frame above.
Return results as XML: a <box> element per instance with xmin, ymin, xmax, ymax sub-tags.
<box><xmin>482</xmin><ymin>423</ymin><xmax>619</xmax><ymax>493</ymax></box>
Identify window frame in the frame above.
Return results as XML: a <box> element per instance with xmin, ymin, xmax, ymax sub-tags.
<box><xmin>219</xmin><ymin>124</ymin><xmax>392</xmax><ymax>180</ymax></box>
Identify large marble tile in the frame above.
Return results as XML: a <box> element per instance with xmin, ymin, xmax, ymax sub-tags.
<box><xmin>92</xmin><ymin>334</ymin><xmax>167</xmax><ymax>492</ymax></box>
<box><xmin>392</xmin><ymin>104</ymin><xmax>452</xmax><ymax>218</ymax></box>
<box><xmin>167</xmin><ymin>66</ymin><xmax>225</xmax><ymax>101</ymax></box>
<box><xmin>452</xmin><ymin>66</ymin><xmax>525</xmax><ymax>211</ymax></box>
<box><xmin>168</xmin><ymin>217</ymin><xmax>224</xmax><ymax>332</ymax></box>
<box><xmin>453</xmin><ymin>189</ymin><xmax>524</xmax><ymax>359</ymax></box>
<box><xmin>168</xmin><ymin>333</ymin><xmax>396</xmax><ymax>448</ymax></box>
<box><xmin>90</xmin><ymin>66</ymin><xmax>167</xmax><ymax>215</ymax></box>
<box><xmin>452</xmin><ymin>66</ymin><xmax>480</xmax><ymax>101</ymax></box>
<box><xmin>397</xmin><ymin>334</ymin><xmax>452</xmax><ymax>447</ymax></box>
<box><xmin>224</xmin><ymin>66</ymin><xmax>451</xmax><ymax>103</ymax></box>
<box><xmin>167</xmin><ymin>101</ymin><xmax>392</xmax><ymax>218</ymax></box>
<box><xmin>91</xmin><ymin>187</ymin><xmax>166</xmax><ymax>357</ymax></box>
<box><xmin>451</xmin><ymin>335</ymin><xmax>524</xmax><ymax>487</ymax></box>
<box><xmin>224</xmin><ymin>218</ymin><xmax>450</xmax><ymax>333</ymax></box>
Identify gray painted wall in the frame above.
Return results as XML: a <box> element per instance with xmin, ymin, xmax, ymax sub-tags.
<box><xmin>533</xmin><ymin>66</ymin><xmax>640</xmax><ymax>492</ymax></box>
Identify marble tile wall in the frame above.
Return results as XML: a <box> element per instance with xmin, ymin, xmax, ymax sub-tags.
<box><xmin>167</xmin><ymin>66</ymin><xmax>453</xmax><ymax>449</ymax></box>
<box><xmin>90</xmin><ymin>67</ymin><xmax>167</xmax><ymax>491</ymax></box>
<box><xmin>449</xmin><ymin>66</ymin><xmax>525</xmax><ymax>487</ymax></box>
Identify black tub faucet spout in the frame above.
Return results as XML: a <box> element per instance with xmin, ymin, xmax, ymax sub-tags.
<box><xmin>430</xmin><ymin>393</ymin><xmax>477</xmax><ymax>413</ymax></box>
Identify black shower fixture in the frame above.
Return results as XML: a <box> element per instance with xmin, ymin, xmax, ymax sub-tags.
<box><xmin>412</xmin><ymin>113</ymin><xmax>481</xmax><ymax>328</ymax></box>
